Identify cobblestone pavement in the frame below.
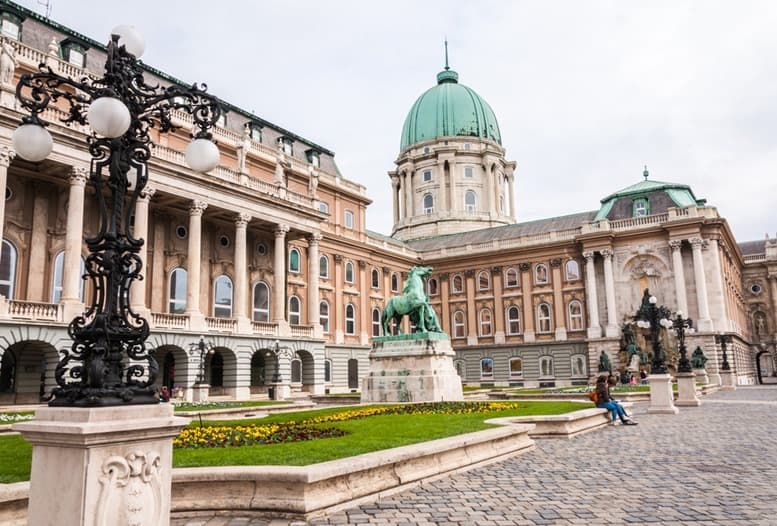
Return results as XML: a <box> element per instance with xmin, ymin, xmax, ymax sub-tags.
<box><xmin>172</xmin><ymin>386</ymin><xmax>777</xmax><ymax>526</ymax></box>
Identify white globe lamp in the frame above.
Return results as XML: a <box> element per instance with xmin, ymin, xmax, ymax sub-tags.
<box><xmin>88</xmin><ymin>97</ymin><xmax>131</xmax><ymax>138</ymax></box>
<box><xmin>12</xmin><ymin>124</ymin><xmax>53</xmax><ymax>162</ymax></box>
<box><xmin>111</xmin><ymin>25</ymin><xmax>145</xmax><ymax>58</ymax></box>
<box><xmin>185</xmin><ymin>138</ymin><xmax>220</xmax><ymax>172</ymax></box>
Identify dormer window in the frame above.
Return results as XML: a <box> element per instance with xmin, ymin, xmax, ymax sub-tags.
<box><xmin>633</xmin><ymin>198</ymin><xmax>649</xmax><ymax>217</ymax></box>
<box><xmin>61</xmin><ymin>41</ymin><xmax>87</xmax><ymax>68</ymax></box>
<box><xmin>306</xmin><ymin>149</ymin><xmax>320</xmax><ymax>167</ymax></box>
<box><xmin>0</xmin><ymin>13</ymin><xmax>21</xmax><ymax>40</ymax></box>
<box><xmin>249</xmin><ymin>123</ymin><xmax>262</xmax><ymax>142</ymax></box>
<box><xmin>279</xmin><ymin>137</ymin><xmax>293</xmax><ymax>156</ymax></box>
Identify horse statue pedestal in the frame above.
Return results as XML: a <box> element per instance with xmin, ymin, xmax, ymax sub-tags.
<box><xmin>361</xmin><ymin>332</ymin><xmax>463</xmax><ymax>403</ymax></box>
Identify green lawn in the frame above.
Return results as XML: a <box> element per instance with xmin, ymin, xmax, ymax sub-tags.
<box><xmin>0</xmin><ymin>401</ymin><xmax>586</xmax><ymax>482</ymax></box>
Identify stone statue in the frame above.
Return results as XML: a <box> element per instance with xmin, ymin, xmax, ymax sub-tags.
<box><xmin>0</xmin><ymin>39</ymin><xmax>17</xmax><ymax>86</ymax></box>
<box><xmin>754</xmin><ymin>312</ymin><xmax>767</xmax><ymax>337</ymax></box>
<box><xmin>308</xmin><ymin>164</ymin><xmax>319</xmax><ymax>198</ymax></box>
<box><xmin>381</xmin><ymin>266</ymin><xmax>442</xmax><ymax>335</ymax></box>
<box><xmin>597</xmin><ymin>350</ymin><xmax>611</xmax><ymax>373</ymax></box>
<box><xmin>236</xmin><ymin>124</ymin><xmax>251</xmax><ymax>174</ymax></box>
<box><xmin>274</xmin><ymin>141</ymin><xmax>288</xmax><ymax>187</ymax></box>
<box><xmin>622</xmin><ymin>322</ymin><xmax>647</xmax><ymax>371</ymax></box>
<box><xmin>691</xmin><ymin>346</ymin><xmax>708</xmax><ymax>369</ymax></box>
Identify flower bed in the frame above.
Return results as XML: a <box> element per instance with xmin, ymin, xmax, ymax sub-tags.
<box><xmin>174</xmin><ymin>423</ymin><xmax>345</xmax><ymax>448</ymax></box>
<box><xmin>0</xmin><ymin>413</ymin><xmax>33</xmax><ymax>424</ymax></box>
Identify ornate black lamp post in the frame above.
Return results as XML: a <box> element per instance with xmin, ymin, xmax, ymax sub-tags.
<box><xmin>635</xmin><ymin>289</ymin><xmax>673</xmax><ymax>374</ymax></box>
<box><xmin>715</xmin><ymin>334</ymin><xmax>732</xmax><ymax>371</ymax></box>
<box><xmin>12</xmin><ymin>26</ymin><xmax>222</xmax><ymax>406</ymax></box>
<box><xmin>189</xmin><ymin>336</ymin><xmax>214</xmax><ymax>385</ymax></box>
<box><xmin>671</xmin><ymin>313</ymin><xmax>694</xmax><ymax>373</ymax></box>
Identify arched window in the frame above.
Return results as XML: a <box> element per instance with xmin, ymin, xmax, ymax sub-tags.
<box><xmin>372</xmin><ymin>308</ymin><xmax>381</xmax><ymax>336</ymax></box>
<box><xmin>324</xmin><ymin>359</ymin><xmax>332</xmax><ymax>383</ymax></box>
<box><xmin>565</xmin><ymin>260</ymin><xmax>580</xmax><ymax>281</ymax></box>
<box><xmin>509</xmin><ymin>357</ymin><xmax>523</xmax><ymax>378</ymax></box>
<box><xmin>568</xmin><ymin>300</ymin><xmax>584</xmax><ymax>331</ymax></box>
<box><xmin>319</xmin><ymin>300</ymin><xmax>330</xmax><ymax>333</ymax></box>
<box><xmin>319</xmin><ymin>255</ymin><xmax>329</xmax><ymax>279</ymax></box>
<box><xmin>391</xmin><ymin>272</ymin><xmax>399</xmax><ymax>292</ymax></box>
<box><xmin>168</xmin><ymin>267</ymin><xmax>187</xmax><ymax>314</ymax></box>
<box><xmin>539</xmin><ymin>355</ymin><xmax>554</xmax><ymax>377</ymax></box>
<box><xmin>451</xmin><ymin>274</ymin><xmax>464</xmax><ymax>293</ymax></box>
<box><xmin>371</xmin><ymin>268</ymin><xmax>380</xmax><ymax>289</ymax></box>
<box><xmin>423</xmin><ymin>193</ymin><xmax>434</xmax><ymax>214</ymax></box>
<box><xmin>289</xmin><ymin>248</ymin><xmax>301</xmax><ymax>273</ymax></box>
<box><xmin>477</xmin><ymin>271</ymin><xmax>490</xmax><ymax>291</ymax></box>
<box><xmin>453</xmin><ymin>310</ymin><xmax>466</xmax><ymax>338</ymax></box>
<box><xmin>213</xmin><ymin>275</ymin><xmax>233</xmax><ymax>318</ymax></box>
<box><xmin>571</xmin><ymin>355</ymin><xmax>587</xmax><ymax>377</ymax></box>
<box><xmin>345</xmin><ymin>261</ymin><xmax>355</xmax><ymax>284</ymax></box>
<box><xmin>344</xmin><ymin>210</ymin><xmax>354</xmax><ymax>229</ymax></box>
<box><xmin>252</xmin><ymin>281</ymin><xmax>270</xmax><ymax>322</ymax></box>
<box><xmin>0</xmin><ymin>239</ymin><xmax>17</xmax><ymax>299</ymax></box>
<box><xmin>345</xmin><ymin>304</ymin><xmax>356</xmax><ymax>335</ymax></box>
<box><xmin>289</xmin><ymin>295</ymin><xmax>301</xmax><ymax>325</ymax></box>
<box><xmin>51</xmin><ymin>251</ymin><xmax>85</xmax><ymax>303</ymax></box>
<box><xmin>537</xmin><ymin>303</ymin><xmax>552</xmax><ymax>333</ymax></box>
<box><xmin>535</xmin><ymin>263</ymin><xmax>549</xmax><ymax>284</ymax></box>
<box><xmin>480</xmin><ymin>358</ymin><xmax>494</xmax><ymax>379</ymax></box>
<box><xmin>504</xmin><ymin>267</ymin><xmax>519</xmax><ymax>288</ymax></box>
<box><xmin>479</xmin><ymin>308</ymin><xmax>492</xmax><ymax>336</ymax></box>
<box><xmin>465</xmin><ymin>190</ymin><xmax>477</xmax><ymax>213</ymax></box>
<box><xmin>427</xmin><ymin>277</ymin><xmax>439</xmax><ymax>296</ymax></box>
<box><xmin>506</xmin><ymin>306</ymin><xmax>521</xmax><ymax>335</ymax></box>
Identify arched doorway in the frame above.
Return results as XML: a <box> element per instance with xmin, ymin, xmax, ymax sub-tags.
<box><xmin>250</xmin><ymin>351</ymin><xmax>266</xmax><ymax>394</ymax></box>
<box><xmin>348</xmin><ymin>358</ymin><xmax>359</xmax><ymax>390</ymax></box>
<box><xmin>756</xmin><ymin>350</ymin><xmax>773</xmax><ymax>384</ymax></box>
<box><xmin>0</xmin><ymin>341</ymin><xmax>58</xmax><ymax>404</ymax></box>
<box><xmin>208</xmin><ymin>351</ymin><xmax>224</xmax><ymax>387</ymax></box>
<box><xmin>162</xmin><ymin>352</ymin><xmax>175</xmax><ymax>388</ymax></box>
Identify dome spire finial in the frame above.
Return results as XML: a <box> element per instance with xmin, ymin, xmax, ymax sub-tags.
<box><xmin>437</xmin><ymin>39</ymin><xmax>458</xmax><ymax>84</ymax></box>
<box><xmin>643</xmin><ymin>165</ymin><xmax>649</xmax><ymax>180</ymax></box>
<box><xmin>444</xmin><ymin>38</ymin><xmax>450</xmax><ymax>71</ymax></box>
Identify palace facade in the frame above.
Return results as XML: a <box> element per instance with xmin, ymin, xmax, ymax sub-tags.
<box><xmin>0</xmin><ymin>0</ymin><xmax>774</xmax><ymax>404</ymax></box>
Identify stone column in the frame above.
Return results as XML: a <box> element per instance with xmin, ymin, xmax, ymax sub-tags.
<box><xmin>519</xmin><ymin>263</ymin><xmax>535</xmax><ymax>342</ymax></box>
<box><xmin>551</xmin><ymin>258</ymin><xmax>567</xmax><ymax>341</ymax></box>
<box><xmin>484</xmin><ymin>162</ymin><xmax>495</xmax><ymax>215</ymax></box>
<box><xmin>186</xmin><ymin>200</ymin><xmax>207</xmax><ymax>330</ymax></box>
<box><xmin>507</xmin><ymin>170</ymin><xmax>516</xmax><ymax>219</ymax></box>
<box><xmin>150</xmin><ymin>212</ymin><xmax>166</xmax><ymax>313</ymax></box>
<box><xmin>707</xmin><ymin>238</ymin><xmax>728</xmax><ymax>332</ymax></box>
<box><xmin>390</xmin><ymin>175</ymin><xmax>400</xmax><ymax>223</ymax></box>
<box><xmin>334</xmin><ymin>254</ymin><xmax>344</xmax><ymax>343</ymax></box>
<box><xmin>28</xmin><ymin>187</ymin><xmax>50</xmax><ymax>301</ymax></box>
<box><xmin>583</xmin><ymin>251</ymin><xmax>601</xmax><ymax>338</ymax></box>
<box><xmin>272</xmin><ymin>224</ymin><xmax>290</xmax><ymax>333</ymax></box>
<box><xmin>669</xmin><ymin>240</ymin><xmax>688</xmax><ymax>315</ymax></box>
<box><xmin>465</xmin><ymin>270</ymin><xmax>477</xmax><ymax>346</ymax></box>
<box><xmin>492</xmin><ymin>266</ymin><xmax>505</xmax><ymax>344</ymax></box>
<box><xmin>448</xmin><ymin>159</ymin><xmax>458</xmax><ymax>212</ymax></box>
<box><xmin>130</xmin><ymin>186</ymin><xmax>155</xmax><ymax>317</ymax></box>
<box><xmin>234</xmin><ymin>212</ymin><xmax>251</xmax><ymax>332</ymax></box>
<box><xmin>601</xmin><ymin>249</ymin><xmax>619</xmax><ymax>337</ymax></box>
<box><xmin>307</xmin><ymin>233</ymin><xmax>321</xmax><ymax>336</ymax></box>
<box><xmin>60</xmin><ymin>166</ymin><xmax>88</xmax><ymax>319</ymax></box>
<box><xmin>358</xmin><ymin>260</ymin><xmax>369</xmax><ymax>344</ymax></box>
<box><xmin>404</xmin><ymin>171</ymin><xmax>414</xmax><ymax>218</ymax></box>
<box><xmin>690</xmin><ymin>237</ymin><xmax>712</xmax><ymax>331</ymax></box>
<box><xmin>0</xmin><ymin>147</ymin><xmax>14</xmax><ymax>261</ymax></box>
<box><xmin>437</xmin><ymin>159</ymin><xmax>448</xmax><ymax>212</ymax></box>
<box><xmin>770</xmin><ymin>275</ymin><xmax>777</xmax><ymax>340</ymax></box>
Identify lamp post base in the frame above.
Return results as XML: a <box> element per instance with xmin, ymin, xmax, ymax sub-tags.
<box><xmin>675</xmin><ymin>372</ymin><xmax>701</xmax><ymax>406</ymax></box>
<box><xmin>191</xmin><ymin>383</ymin><xmax>210</xmax><ymax>402</ymax></box>
<box><xmin>646</xmin><ymin>373</ymin><xmax>679</xmax><ymax>414</ymax></box>
<box><xmin>720</xmin><ymin>370</ymin><xmax>737</xmax><ymax>390</ymax></box>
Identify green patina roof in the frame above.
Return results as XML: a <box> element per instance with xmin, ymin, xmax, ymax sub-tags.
<box><xmin>400</xmin><ymin>68</ymin><xmax>502</xmax><ymax>151</ymax></box>
<box><xmin>594</xmin><ymin>170</ymin><xmax>705</xmax><ymax>220</ymax></box>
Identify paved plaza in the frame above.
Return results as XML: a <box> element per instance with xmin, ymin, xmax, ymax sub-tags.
<box><xmin>174</xmin><ymin>386</ymin><xmax>777</xmax><ymax>526</ymax></box>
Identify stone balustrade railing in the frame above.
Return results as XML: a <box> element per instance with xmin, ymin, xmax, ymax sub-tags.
<box><xmin>151</xmin><ymin>312</ymin><xmax>189</xmax><ymax>330</ymax></box>
<box><xmin>206</xmin><ymin>317</ymin><xmax>237</xmax><ymax>332</ymax></box>
<box><xmin>252</xmin><ymin>321</ymin><xmax>279</xmax><ymax>336</ymax></box>
<box><xmin>290</xmin><ymin>324</ymin><xmax>314</xmax><ymax>338</ymax></box>
<box><xmin>7</xmin><ymin>300</ymin><xmax>61</xmax><ymax>322</ymax></box>
<box><xmin>743</xmin><ymin>254</ymin><xmax>767</xmax><ymax>263</ymax></box>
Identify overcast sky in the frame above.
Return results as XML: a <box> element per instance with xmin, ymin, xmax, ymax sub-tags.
<box><xmin>17</xmin><ymin>0</ymin><xmax>777</xmax><ymax>243</ymax></box>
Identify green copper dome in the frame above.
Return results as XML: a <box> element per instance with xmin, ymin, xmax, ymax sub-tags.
<box><xmin>400</xmin><ymin>68</ymin><xmax>502</xmax><ymax>151</ymax></box>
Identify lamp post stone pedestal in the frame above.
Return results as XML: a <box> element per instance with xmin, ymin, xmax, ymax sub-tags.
<box><xmin>14</xmin><ymin>405</ymin><xmax>189</xmax><ymax>526</ymax></box>
<box><xmin>191</xmin><ymin>383</ymin><xmax>210</xmax><ymax>403</ymax></box>
<box><xmin>720</xmin><ymin>370</ymin><xmax>737</xmax><ymax>390</ymax></box>
<box><xmin>646</xmin><ymin>373</ymin><xmax>679</xmax><ymax>414</ymax></box>
<box><xmin>693</xmin><ymin>368</ymin><xmax>709</xmax><ymax>385</ymax></box>
<box><xmin>675</xmin><ymin>372</ymin><xmax>701</xmax><ymax>406</ymax></box>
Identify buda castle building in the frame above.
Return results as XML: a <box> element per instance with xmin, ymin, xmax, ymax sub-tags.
<box><xmin>0</xmin><ymin>0</ymin><xmax>774</xmax><ymax>404</ymax></box>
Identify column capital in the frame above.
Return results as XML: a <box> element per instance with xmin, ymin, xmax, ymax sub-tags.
<box><xmin>189</xmin><ymin>200</ymin><xmax>208</xmax><ymax>216</ymax></box>
<box><xmin>334</xmin><ymin>254</ymin><xmax>343</xmax><ymax>263</ymax></box>
<box><xmin>307</xmin><ymin>232</ymin><xmax>323</xmax><ymax>245</ymax></box>
<box><xmin>599</xmin><ymin>249</ymin><xmax>613</xmax><ymax>258</ymax></box>
<box><xmin>491</xmin><ymin>265</ymin><xmax>503</xmax><ymax>275</ymax></box>
<box><xmin>235</xmin><ymin>212</ymin><xmax>251</xmax><ymax>228</ymax></box>
<box><xmin>69</xmin><ymin>166</ymin><xmax>88</xmax><ymax>186</ymax></box>
<box><xmin>438</xmin><ymin>272</ymin><xmax>450</xmax><ymax>280</ymax></box>
<box><xmin>0</xmin><ymin>146</ymin><xmax>15</xmax><ymax>168</ymax></box>
<box><xmin>689</xmin><ymin>237</ymin><xmax>704</xmax><ymax>248</ymax></box>
<box><xmin>358</xmin><ymin>259</ymin><xmax>367</xmax><ymax>269</ymax></box>
<box><xmin>767</xmin><ymin>274</ymin><xmax>777</xmax><ymax>282</ymax></box>
<box><xmin>518</xmin><ymin>262</ymin><xmax>531</xmax><ymax>272</ymax></box>
<box><xmin>582</xmin><ymin>251</ymin><xmax>595</xmax><ymax>261</ymax></box>
<box><xmin>550</xmin><ymin>258</ymin><xmax>562</xmax><ymax>268</ymax></box>
<box><xmin>669</xmin><ymin>239</ymin><xmax>683</xmax><ymax>251</ymax></box>
<box><xmin>139</xmin><ymin>186</ymin><xmax>156</xmax><ymax>201</ymax></box>
<box><xmin>274</xmin><ymin>223</ymin><xmax>289</xmax><ymax>237</ymax></box>
<box><xmin>464</xmin><ymin>269</ymin><xmax>476</xmax><ymax>278</ymax></box>
<box><xmin>381</xmin><ymin>266</ymin><xmax>390</xmax><ymax>274</ymax></box>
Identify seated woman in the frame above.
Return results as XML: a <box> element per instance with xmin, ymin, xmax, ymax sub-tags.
<box><xmin>595</xmin><ymin>375</ymin><xmax>637</xmax><ymax>426</ymax></box>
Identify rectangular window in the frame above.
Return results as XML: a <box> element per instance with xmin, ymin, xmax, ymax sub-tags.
<box><xmin>250</xmin><ymin>126</ymin><xmax>262</xmax><ymax>142</ymax></box>
<box><xmin>1</xmin><ymin>18</ymin><xmax>19</xmax><ymax>40</ymax></box>
<box><xmin>464</xmin><ymin>167</ymin><xmax>473</xmax><ymax>178</ymax></box>
<box><xmin>423</xmin><ymin>170</ymin><xmax>432</xmax><ymax>182</ymax></box>
<box><xmin>480</xmin><ymin>358</ymin><xmax>494</xmax><ymax>379</ymax></box>
<box><xmin>509</xmin><ymin>357</ymin><xmax>523</xmax><ymax>378</ymax></box>
<box><xmin>68</xmin><ymin>48</ymin><xmax>85</xmax><ymax>68</ymax></box>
